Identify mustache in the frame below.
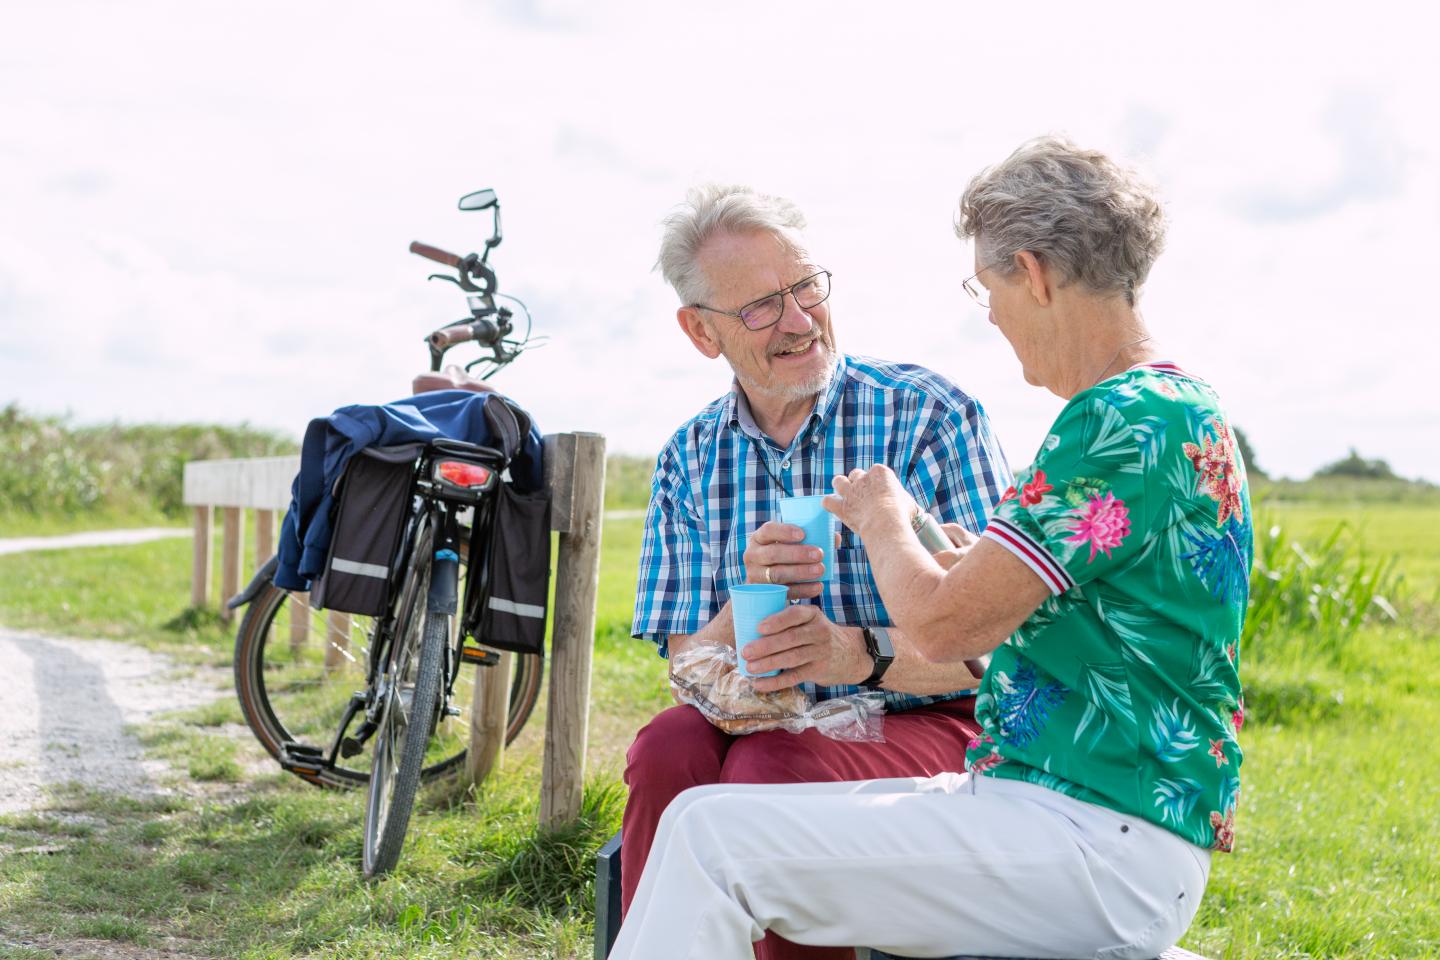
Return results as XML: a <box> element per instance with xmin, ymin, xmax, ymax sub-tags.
<box><xmin>771</xmin><ymin>333</ymin><xmax>828</xmax><ymax>356</ymax></box>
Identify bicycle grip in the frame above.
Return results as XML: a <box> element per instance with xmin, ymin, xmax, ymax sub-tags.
<box><xmin>429</xmin><ymin>323</ymin><xmax>477</xmax><ymax>348</ymax></box>
<box><xmin>409</xmin><ymin>241</ymin><xmax>463</xmax><ymax>267</ymax></box>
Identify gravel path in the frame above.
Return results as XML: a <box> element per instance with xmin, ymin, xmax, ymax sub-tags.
<box><xmin>0</xmin><ymin>626</ymin><xmax>227</xmax><ymax>817</ymax></box>
<box><xmin>0</xmin><ymin>528</ymin><xmax>191</xmax><ymax>556</ymax></box>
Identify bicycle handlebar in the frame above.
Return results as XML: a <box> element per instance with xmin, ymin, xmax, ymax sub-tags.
<box><xmin>409</xmin><ymin>241</ymin><xmax>463</xmax><ymax>268</ymax></box>
<box><xmin>429</xmin><ymin>323</ymin><xmax>480</xmax><ymax>349</ymax></box>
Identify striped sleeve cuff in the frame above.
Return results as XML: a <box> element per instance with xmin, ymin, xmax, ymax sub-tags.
<box><xmin>982</xmin><ymin>516</ymin><xmax>1075</xmax><ymax>596</ymax></box>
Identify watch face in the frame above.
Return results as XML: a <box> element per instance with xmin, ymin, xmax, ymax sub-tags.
<box><xmin>870</xmin><ymin>627</ymin><xmax>894</xmax><ymax>658</ymax></box>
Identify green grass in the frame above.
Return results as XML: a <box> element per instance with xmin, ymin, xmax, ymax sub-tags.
<box><xmin>1259</xmin><ymin>502</ymin><xmax>1440</xmax><ymax>601</ymax></box>
<box><xmin>0</xmin><ymin>503</ymin><xmax>1437</xmax><ymax>957</ymax></box>
<box><xmin>0</xmin><ymin>505</ymin><xmax>182</xmax><ymax>539</ymax></box>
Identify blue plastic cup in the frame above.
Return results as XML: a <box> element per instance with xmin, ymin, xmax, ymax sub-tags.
<box><xmin>729</xmin><ymin>583</ymin><xmax>788</xmax><ymax>677</ymax></box>
<box><xmin>778</xmin><ymin>495</ymin><xmax>837</xmax><ymax>583</ymax></box>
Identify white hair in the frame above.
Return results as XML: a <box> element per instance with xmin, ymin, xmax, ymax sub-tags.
<box><xmin>957</xmin><ymin>136</ymin><xmax>1167</xmax><ymax>306</ymax></box>
<box><xmin>656</xmin><ymin>184</ymin><xmax>809</xmax><ymax>306</ymax></box>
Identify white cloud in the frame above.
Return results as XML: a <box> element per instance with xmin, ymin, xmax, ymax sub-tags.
<box><xmin>2</xmin><ymin>0</ymin><xmax>1437</xmax><ymax>482</ymax></box>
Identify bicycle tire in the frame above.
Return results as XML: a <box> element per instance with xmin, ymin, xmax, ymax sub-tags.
<box><xmin>233</xmin><ymin>565</ymin><xmax>543</xmax><ymax>790</ymax></box>
<box><xmin>362</xmin><ymin>557</ymin><xmax>447</xmax><ymax>877</ymax></box>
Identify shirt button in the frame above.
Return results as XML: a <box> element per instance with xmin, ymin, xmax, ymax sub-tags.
<box><xmin>781</xmin><ymin>459</ymin><xmax>791</xmax><ymax>469</ymax></box>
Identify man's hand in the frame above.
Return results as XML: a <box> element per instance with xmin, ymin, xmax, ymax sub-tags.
<box><xmin>741</xmin><ymin>604</ymin><xmax>871</xmax><ymax>692</ymax></box>
<box><xmin>743</xmin><ymin>520</ymin><xmax>826</xmax><ymax>601</ymax></box>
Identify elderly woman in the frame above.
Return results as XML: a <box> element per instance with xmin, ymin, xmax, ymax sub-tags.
<box><xmin>611</xmin><ymin>137</ymin><xmax>1250</xmax><ymax>960</ymax></box>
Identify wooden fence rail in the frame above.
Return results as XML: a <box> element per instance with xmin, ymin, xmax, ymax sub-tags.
<box><xmin>181</xmin><ymin>433</ymin><xmax>604</xmax><ymax>827</ymax></box>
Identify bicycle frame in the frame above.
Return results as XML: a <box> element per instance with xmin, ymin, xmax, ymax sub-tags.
<box><xmin>310</xmin><ymin>441</ymin><xmax>508</xmax><ymax>772</ymax></box>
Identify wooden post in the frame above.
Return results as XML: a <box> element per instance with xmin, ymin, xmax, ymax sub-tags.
<box><xmin>324</xmin><ymin>611</ymin><xmax>352</xmax><ymax>674</ymax></box>
<box><xmin>191</xmin><ymin>505</ymin><xmax>213</xmax><ymax>608</ymax></box>
<box><xmin>465</xmin><ymin>649</ymin><xmax>511</xmax><ymax>785</ymax></box>
<box><xmin>255</xmin><ymin>509</ymin><xmax>275</xmax><ymax>570</ymax></box>
<box><xmin>540</xmin><ymin>432</ymin><xmax>606</xmax><ymax>828</ymax></box>
<box><xmin>289</xmin><ymin>592</ymin><xmax>311</xmax><ymax>657</ymax></box>
<box><xmin>220</xmin><ymin>507</ymin><xmax>244</xmax><ymax>622</ymax></box>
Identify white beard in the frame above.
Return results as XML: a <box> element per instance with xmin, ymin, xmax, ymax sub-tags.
<box><xmin>731</xmin><ymin>340</ymin><xmax>837</xmax><ymax>403</ymax></box>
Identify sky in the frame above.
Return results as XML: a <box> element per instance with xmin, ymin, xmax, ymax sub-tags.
<box><xmin>3</xmin><ymin>0</ymin><xmax>1438</xmax><ymax>482</ymax></box>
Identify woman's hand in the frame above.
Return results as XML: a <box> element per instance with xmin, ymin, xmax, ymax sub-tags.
<box><xmin>823</xmin><ymin>464</ymin><xmax>913</xmax><ymax>540</ymax></box>
<box><xmin>932</xmin><ymin>523</ymin><xmax>980</xmax><ymax>570</ymax></box>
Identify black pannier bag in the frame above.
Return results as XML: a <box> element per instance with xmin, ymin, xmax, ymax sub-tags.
<box><xmin>310</xmin><ymin>443</ymin><xmax>422</xmax><ymax>616</ymax></box>
<box><xmin>467</xmin><ymin>481</ymin><xmax>552</xmax><ymax>656</ymax></box>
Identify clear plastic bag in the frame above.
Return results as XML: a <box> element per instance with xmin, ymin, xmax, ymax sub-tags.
<box><xmin>668</xmin><ymin>641</ymin><xmax>886</xmax><ymax>742</ymax></box>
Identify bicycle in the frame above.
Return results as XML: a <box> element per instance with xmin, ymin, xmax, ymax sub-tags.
<box><xmin>230</xmin><ymin>188</ymin><xmax>547</xmax><ymax>876</ymax></box>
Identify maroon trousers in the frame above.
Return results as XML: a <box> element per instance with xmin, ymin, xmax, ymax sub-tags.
<box><xmin>620</xmin><ymin>698</ymin><xmax>981</xmax><ymax>960</ymax></box>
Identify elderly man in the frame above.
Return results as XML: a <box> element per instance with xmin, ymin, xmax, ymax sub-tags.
<box><xmin>622</xmin><ymin>184</ymin><xmax>1011</xmax><ymax>960</ymax></box>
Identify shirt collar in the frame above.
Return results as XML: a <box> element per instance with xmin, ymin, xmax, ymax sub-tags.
<box><xmin>725</xmin><ymin>353</ymin><xmax>849</xmax><ymax>445</ymax></box>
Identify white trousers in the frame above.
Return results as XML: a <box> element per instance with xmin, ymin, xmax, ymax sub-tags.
<box><xmin>610</xmin><ymin>773</ymin><xmax>1210</xmax><ymax>960</ymax></box>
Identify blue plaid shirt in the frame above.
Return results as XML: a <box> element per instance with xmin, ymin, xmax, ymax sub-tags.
<box><xmin>632</xmin><ymin>354</ymin><xmax>1012</xmax><ymax>711</ymax></box>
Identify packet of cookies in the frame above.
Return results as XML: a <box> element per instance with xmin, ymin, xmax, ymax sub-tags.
<box><xmin>668</xmin><ymin>641</ymin><xmax>885</xmax><ymax>742</ymax></box>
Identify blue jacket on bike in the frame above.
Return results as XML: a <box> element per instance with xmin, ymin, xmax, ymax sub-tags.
<box><xmin>274</xmin><ymin>389</ymin><xmax>544</xmax><ymax>592</ymax></box>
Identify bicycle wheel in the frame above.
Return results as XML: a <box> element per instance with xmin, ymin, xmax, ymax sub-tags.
<box><xmin>234</xmin><ymin>559</ymin><xmax>544</xmax><ymax>788</ymax></box>
<box><xmin>362</xmin><ymin>542</ymin><xmax>446</xmax><ymax>877</ymax></box>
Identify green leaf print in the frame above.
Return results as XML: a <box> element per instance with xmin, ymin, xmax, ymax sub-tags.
<box><xmin>1150</xmin><ymin>698</ymin><xmax>1201</xmax><ymax>762</ymax></box>
<box><xmin>1165</xmin><ymin>450</ymin><xmax>1201</xmax><ymax>504</ymax></box>
<box><xmin>1188</xmin><ymin>642</ymin><xmax>1233</xmax><ymax>704</ymax></box>
<box><xmin>1108</xmin><ymin>383</ymin><xmax>1143</xmax><ymax>408</ymax></box>
<box><xmin>1062</xmin><ymin>476</ymin><xmax>1111</xmax><ymax>509</ymax></box>
<box><xmin>1220</xmin><ymin>775</ymin><xmax>1241</xmax><ymax>816</ymax></box>
<box><xmin>1031</xmin><ymin>760</ymin><xmax>1073</xmax><ymax>795</ymax></box>
<box><xmin>1072</xmin><ymin>662</ymin><xmax>1135</xmax><ymax>749</ymax></box>
<box><xmin>1115</xmin><ymin>533</ymin><xmax>1160</xmax><ymax>581</ymax></box>
<box><xmin>1153</xmin><ymin>778</ymin><xmax>1204</xmax><ymax>827</ymax></box>
<box><xmin>1017</xmin><ymin>592</ymin><xmax>1086</xmax><ymax>648</ymax></box>
<box><xmin>1160</xmin><ymin>496</ymin><xmax>1206</xmax><ymax>588</ymax></box>
<box><xmin>1080</xmin><ymin>401</ymin><xmax>1142</xmax><ymax>474</ymax></box>
<box><xmin>1092</xmin><ymin>592</ymin><xmax>1160</xmax><ymax>667</ymax></box>
<box><xmin>1132</xmin><ymin>416</ymin><xmax>1169</xmax><ymax>472</ymax></box>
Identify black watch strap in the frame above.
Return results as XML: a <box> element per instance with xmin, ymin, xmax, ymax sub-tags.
<box><xmin>862</xmin><ymin>626</ymin><xmax>895</xmax><ymax>686</ymax></box>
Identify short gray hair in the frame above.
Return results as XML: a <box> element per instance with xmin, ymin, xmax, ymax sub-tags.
<box><xmin>956</xmin><ymin>136</ymin><xmax>1167</xmax><ymax>305</ymax></box>
<box><xmin>656</xmin><ymin>184</ymin><xmax>808</xmax><ymax>306</ymax></box>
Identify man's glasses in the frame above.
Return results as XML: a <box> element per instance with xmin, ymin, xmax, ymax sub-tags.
<box><xmin>692</xmin><ymin>270</ymin><xmax>832</xmax><ymax>332</ymax></box>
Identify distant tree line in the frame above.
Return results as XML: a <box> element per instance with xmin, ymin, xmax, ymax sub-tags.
<box><xmin>1235</xmin><ymin>426</ymin><xmax>1421</xmax><ymax>485</ymax></box>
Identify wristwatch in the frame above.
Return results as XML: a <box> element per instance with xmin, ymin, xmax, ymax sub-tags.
<box><xmin>861</xmin><ymin>626</ymin><xmax>894</xmax><ymax>687</ymax></box>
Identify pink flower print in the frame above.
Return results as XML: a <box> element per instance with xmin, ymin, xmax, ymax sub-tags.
<box><xmin>1208</xmin><ymin>738</ymin><xmax>1229</xmax><ymax>767</ymax></box>
<box><xmin>968</xmin><ymin>749</ymin><xmax>1006</xmax><ymax>774</ymax></box>
<box><xmin>1159</xmin><ymin>380</ymin><xmax>1179</xmax><ymax>399</ymax></box>
<box><xmin>1210</xmin><ymin>808</ymin><xmax>1235</xmax><ymax>852</ymax></box>
<box><xmin>1183</xmin><ymin>419</ymin><xmax>1245</xmax><ymax>526</ymax></box>
<box><xmin>1020</xmin><ymin>470</ymin><xmax>1053</xmax><ymax>507</ymax></box>
<box><xmin>1064</xmin><ymin>493</ymin><xmax>1131</xmax><ymax>562</ymax></box>
<box><xmin>1232</xmin><ymin>699</ymin><xmax>1245</xmax><ymax>733</ymax></box>
<box><xmin>999</xmin><ymin>485</ymin><xmax>1018</xmax><ymax>505</ymax></box>
<box><xmin>1226</xmin><ymin>642</ymin><xmax>1236</xmax><ymax>664</ymax></box>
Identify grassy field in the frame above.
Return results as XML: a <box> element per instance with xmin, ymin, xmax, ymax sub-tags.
<box><xmin>0</xmin><ymin>501</ymin><xmax>1437</xmax><ymax>958</ymax></box>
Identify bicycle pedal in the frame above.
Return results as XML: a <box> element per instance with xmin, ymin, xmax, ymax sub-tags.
<box><xmin>459</xmin><ymin>644</ymin><xmax>501</xmax><ymax>666</ymax></box>
<box><xmin>278</xmin><ymin>741</ymin><xmax>329</xmax><ymax>778</ymax></box>
<box><xmin>339</xmin><ymin>737</ymin><xmax>364</xmax><ymax>759</ymax></box>
<box><xmin>443</xmin><ymin>705</ymin><xmax>462</xmax><ymax>718</ymax></box>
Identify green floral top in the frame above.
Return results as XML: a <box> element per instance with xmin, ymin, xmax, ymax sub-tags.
<box><xmin>968</xmin><ymin>362</ymin><xmax>1249</xmax><ymax>852</ymax></box>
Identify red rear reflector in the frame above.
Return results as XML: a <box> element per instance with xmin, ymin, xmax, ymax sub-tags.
<box><xmin>438</xmin><ymin>461</ymin><xmax>492</xmax><ymax>487</ymax></box>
